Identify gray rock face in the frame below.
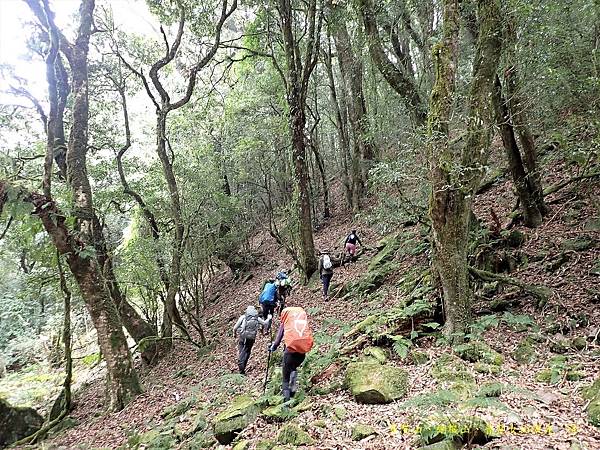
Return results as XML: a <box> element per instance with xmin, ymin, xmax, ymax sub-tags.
<box><xmin>0</xmin><ymin>398</ymin><xmax>43</xmax><ymax>448</ymax></box>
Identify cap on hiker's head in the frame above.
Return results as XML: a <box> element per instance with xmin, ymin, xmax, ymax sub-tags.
<box><xmin>352</xmin><ymin>229</ymin><xmax>357</xmax><ymax>233</ymax></box>
<box><xmin>246</xmin><ymin>305</ymin><xmax>257</xmax><ymax>315</ymax></box>
<box><xmin>320</xmin><ymin>249</ymin><xmax>329</xmax><ymax>254</ymax></box>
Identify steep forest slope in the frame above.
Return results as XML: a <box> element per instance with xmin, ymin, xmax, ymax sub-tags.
<box><xmin>36</xmin><ymin>149</ymin><xmax>600</xmax><ymax>450</ymax></box>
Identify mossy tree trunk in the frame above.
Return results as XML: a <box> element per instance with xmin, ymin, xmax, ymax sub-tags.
<box><xmin>276</xmin><ymin>0</ymin><xmax>320</xmax><ymax>279</ymax></box>
<box><xmin>428</xmin><ymin>0</ymin><xmax>502</xmax><ymax>340</ymax></box>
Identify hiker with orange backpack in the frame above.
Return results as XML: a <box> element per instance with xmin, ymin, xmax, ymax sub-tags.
<box><xmin>268</xmin><ymin>304</ymin><xmax>314</xmax><ymax>402</ymax></box>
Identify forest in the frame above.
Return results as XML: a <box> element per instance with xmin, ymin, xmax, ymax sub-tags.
<box><xmin>0</xmin><ymin>0</ymin><xmax>598</xmax><ymax>448</ymax></box>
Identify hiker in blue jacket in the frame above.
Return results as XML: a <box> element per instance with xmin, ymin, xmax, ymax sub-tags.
<box><xmin>258</xmin><ymin>279</ymin><xmax>278</xmax><ymax>330</ymax></box>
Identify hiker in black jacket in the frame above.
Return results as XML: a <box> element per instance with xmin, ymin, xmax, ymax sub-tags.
<box><xmin>344</xmin><ymin>229</ymin><xmax>362</xmax><ymax>260</ymax></box>
<box><xmin>232</xmin><ymin>306</ymin><xmax>271</xmax><ymax>374</ymax></box>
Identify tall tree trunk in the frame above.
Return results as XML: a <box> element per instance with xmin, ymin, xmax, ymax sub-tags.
<box><xmin>324</xmin><ymin>39</ymin><xmax>352</xmax><ymax>207</ymax></box>
<box><xmin>55</xmin><ymin>0</ymin><xmax>141</xmax><ymax>408</ymax></box>
<box><xmin>492</xmin><ymin>76</ymin><xmax>542</xmax><ymax>227</ymax></box>
<box><xmin>329</xmin><ymin>1</ymin><xmax>375</xmax><ymax>198</ymax></box>
<box><xmin>277</xmin><ymin>0</ymin><xmax>319</xmax><ymax>279</ymax></box>
<box><xmin>503</xmin><ymin>14</ymin><xmax>547</xmax><ymax>217</ymax></box>
<box><xmin>156</xmin><ymin>112</ymin><xmax>187</xmax><ymax>344</ymax></box>
<box><xmin>428</xmin><ymin>0</ymin><xmax>502</xmax><ymax>340</ymax></box>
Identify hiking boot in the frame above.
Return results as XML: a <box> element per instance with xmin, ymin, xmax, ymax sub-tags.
<box><xmin>290</xmin><ymin>371</ymin><xmax>298</xmax><ymax>394</ymax></box>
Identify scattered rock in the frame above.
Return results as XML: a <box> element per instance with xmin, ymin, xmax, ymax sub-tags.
<box><xmin>182</xmin><ymin>431</ymin><xmax>215</xmax><ymax>449</ymax></box>
<box><xmin>333</xmin><ymin>405</ymin><xmax>347</xmax><ymax>420</ymax></box>
<box><xmin>560</xmin><ymin>237</ymin><xmax>594</xmax><ymax>252</ymax></box>
<box><xmin>351</xmin><ymin>424</ymin><xmax>376</xmax><ymax>441</ymax></box>
<box><xmin>277</xmin><ymin>423</ymin><xmax>314</xmax><ymax>446</ymax></box>
<box><xmin>345</xmin><ymin>361</ymin><xmax>408</xmax><ymax>404</ymax></box>
<box><xmin>161</xmin><ymin>395</ymin><xmax>198</xmax><ymax>419</ymax></box>
<box><xmin>213</xmin><ymin>395</ymin><xmax>259</xmax><ymax>444</ymax></box>
<box><xmin>453</xmin><ymin>341</ymin><xmax>503</xmax><ymax>366</ymax></box>
<box><xmin>0</xmin><ymin>398</ymin><xmax>43</xmax><ymax>448</ymax></box>
<box><xmin>583</xmin><ymin>377</ymin><xmax>600</xmax><ymax>427</ymax></box>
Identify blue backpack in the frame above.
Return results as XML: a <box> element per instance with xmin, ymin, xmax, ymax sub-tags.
<box><xmin>259</xmin><ymin>283</ymin><xmax>277</xmax><ymax>304</ymax></box>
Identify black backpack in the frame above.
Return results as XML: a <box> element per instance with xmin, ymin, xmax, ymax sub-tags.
<box><xmin>240</xmin><ymin>313</ymin><xmax>260</xmax><ymax>341</ymax></box>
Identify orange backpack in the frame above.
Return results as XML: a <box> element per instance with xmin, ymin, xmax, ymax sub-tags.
<box><xmin>281</xmin><ymin>307</ymin><xmax>314</xmax><ymax>354</ymax></box>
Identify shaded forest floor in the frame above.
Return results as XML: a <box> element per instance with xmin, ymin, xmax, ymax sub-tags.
<box><xmin>26</xmin><ymin>152</ymin><xmax>600</xmax><ymax>449</ymax></box>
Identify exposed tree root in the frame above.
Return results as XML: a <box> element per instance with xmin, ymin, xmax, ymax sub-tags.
<box><xmin>468</xmin><ymin>266</ymin><xmax>552</xmax><ymax>303</ymax></box>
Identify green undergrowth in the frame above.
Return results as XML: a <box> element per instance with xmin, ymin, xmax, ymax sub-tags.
<box><xmin>0</xmin><ymin>363</ymin><xmax>63</xmax><ymax>409</ymax></box>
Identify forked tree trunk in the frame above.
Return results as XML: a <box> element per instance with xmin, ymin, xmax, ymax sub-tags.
<box><xmin>504</xmin><ymin>15</ymin><xmax>548</xmax><ymax>217</ymax></box>
<box><xmin>492</xmin><ymin>76</ymin><xmax>542</xmax><ymax>227</ymax></box>
<box><xmin>428</xmin><ymin>0</ymin><xmax>502</xmax><ymax>340</ymax></box>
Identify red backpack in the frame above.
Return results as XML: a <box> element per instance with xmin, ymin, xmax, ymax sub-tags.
<box><xmin>281</xmin><ymin>307</ymin><xmax>314</xmax><ymax>354</ymax></box>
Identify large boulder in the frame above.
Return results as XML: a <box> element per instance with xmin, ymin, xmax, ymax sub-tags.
<box><xmin>212</xmin><ymin>395</ymin><xmax>259</xmax><ymax>444</ymax></box>
<box><xmin>0</xmin><ymin>398</ymin><xmax>43</xmax><ymax>448</ymax></box>
<box><xmin>345</xmin><ymin>361</ymin><xmax>408</xmax><ymax>404</ymax></box>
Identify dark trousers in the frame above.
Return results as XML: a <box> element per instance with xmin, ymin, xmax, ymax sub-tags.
<box><xmin>261</xmin><ymin>302</ymin><xmax>275</xmax><ymax>330</ymax></box>
<box><xmin>238</xmin><ymin>338</ymin><xmax>255</xmax><ymax>374</ymax></box>
<box><xmin>282</xmin><ymin>350</ymin><xmax>306</xmax><ymax>401</ymax></box>
<box><xmin>321</xmin><ymin>273</ymin><xmax>333</xmax><ymax>297</ymax></box>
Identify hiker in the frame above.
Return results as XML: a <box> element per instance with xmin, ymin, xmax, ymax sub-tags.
<box><xmin>232</xmin><ymin>306</ymin><xmax>271</xmax><ymax>375</ymax></box>
<box><xmin>344</xmin><ymin>229</ymin><xmax>362</xmax><ymax>259</ymax></box>
<box><xmin>275</xmin><ymin>270</ymin><xmax>292</xmax><ymax>313</ymax></box>
<box><xmin>259</xmin><ymin>278</ymin><xmax>278</xmax><ymax>328</ymax></box>
<box><xmin>318</xmin><ymin>250</ymin><xmax>334</xmax><ymax>301</ymax></box>
<box><xmin>268</xmin><ymin>304</ymin><xmax>314</xmax><ymax>402</ymax></box>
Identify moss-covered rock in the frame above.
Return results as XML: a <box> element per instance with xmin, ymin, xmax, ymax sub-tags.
<box><xmin>212</xmin><ymin>395</ymin><xmax>259</xmax><ymax>444</ymax></box>
<box><xmin>418</xmin><ymin>415</ymin><xmax>496</xmax><ymax>447</ymax></box>
<box><xmin>363</xmin><ymin>346</ymin><xmax>387</xmax><ymax>363</ymax></box>
<box><xmin>416</xmin><ymin>441</ymin><xmax>460</xmax><ymax>450</ymax></box>
<box><xmin>369</xmin><ymin>234</ymin><xmax>402</xmax><ymax>271</ymax></box>
<box><xmin>261</xmin><ymin>403</ymin><xmax>298</xmax><ymax>423</ymax></box>
<box><xmin>477</xmin><ymin>382</ymin><xmax>505</xmax><ymax>398</ymax></box>
<box><xmin>473</xmin><ymin>362</ymin><xmax>500</xmax><ymax>374</ymax></box>
<box><xmin>232</xmin><ymin>440</ymin><xmax>250</xmax><ymax>450</ymax></box>
<box><xmin>560</xmin><ymin>237</ymin><xmax>594</xmax><ymax>252</ymax></box>
<box><xmin>454</xmin><ymin>341</ymin><xmax>503</xmax><ymax>365</ymax></box>
<box><xmin>134</xmin><ymin>429</ymin><xmax>177</xmax><ymax>450</ymax></box>
<box><xmin>351</xmin><ymin>424</ymin><xmax>376</xmax><ymax>441</ymax></box>
<box><xmin>550</xmin><ymin>336</ymin><xmax>571</xmax><ymax>354</ymax></box>
<box><xmin>256</xmin><ymin>439</ymin><xmax>276</xmax><ymax>450</ymax></box>
<box><xmin>513</xmin><ymin>338</ymin><xmax>537</xmax><ymax>364</ymax></box>
<box><xmin>161</xmin><ymin>395</ymin><xmax>198</xmax><ymax>419</ymax></box>
<box><xmin>583</xmin><ymin>377</ymin><xmax>600</xmax><ymax>427</ymax></box>
<box><xmin>571</xmin><ymin>336</ymin><xmax>587</xmax><ymax>350</ymax></box>
<box><xmin>0</xmin><ymin>398</ymin><xmax>43</xmax><ymax>448</ymax></box>
<box><xmin>431</xmin><ymin>355</ymin><xmax>474</xmax><ymax>382</ymax></box>
<box><xmin>345</xmin><ymin>361</ymin><xmax>408</xmax><ymax>404</ymax></box>
<box><xmin>410</xmin><ymin>350</ymin><xmax>430</xmax><ymax>365</ymax></box>
<box><xmin>182</xmin><ymin>431</ymin><xmax>215</xmax><ymax>449</ymax></box>
<box><xmin>277</xmin><ymin>423</ymin><xmax>314</xmax><ymax>446</ymax></box>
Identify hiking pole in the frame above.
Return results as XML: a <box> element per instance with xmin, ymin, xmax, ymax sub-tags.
<box><xmin>263</xmin><ymin>348</ymin><xmax>272</xmax><ymax>394</ymax></box>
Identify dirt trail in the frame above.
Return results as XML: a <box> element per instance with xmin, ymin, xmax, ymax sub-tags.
<box><xmin>49</xmin><ymin>168</ymin><xmax>600</xmax><ymax>449</ymax></box>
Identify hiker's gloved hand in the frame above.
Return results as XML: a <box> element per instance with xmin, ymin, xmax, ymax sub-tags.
<box><xmin>268</xmin><ymin>343</ymin><xmax>275</xmax><ymax>352</ymax></box>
